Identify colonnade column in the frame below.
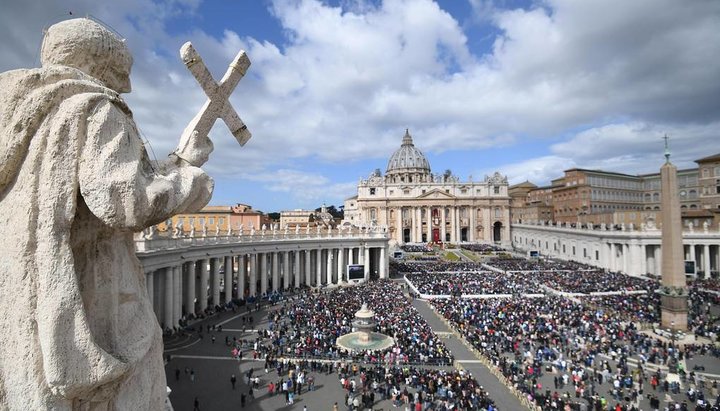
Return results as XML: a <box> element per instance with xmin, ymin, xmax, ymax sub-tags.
<box><xmin>260</xmin><ymin>253</ymin><xmax>268</xmax><ymax>295</ymax></box>
<box><xmin>271</xmin><ymin>252</ymin><xmax>279</xmax><ymax>292</ymax></box>
<box><xmin>173</xmin><ymin>265</ymin><xmax>181</xmax><ymax>327</ymax></box>
<box><xmin>199</xmin><ymin>258</ymin><xmax>209</xmax><ymax>311</ymax></box>
<box><xmin>224</xmin><ymin>256</ymin><xmax>232</xmax><ymax>303</ymax></box>
<box><xmin>294</xmin><ymin>251</ymin><xmax>300</xmax><ymax>288</ymax></box>
<box><xmin>249</xmin><ymin>254</ymin><xmax>257</xmax><ymax>297</ymax></box>
<box><xmin>146</xmin><ymin>271</ymin><xmax>154</xmax><ymax>309</ymax></box>
<box><xmin>163</xmin><ymin>266</ymin><xmax>173</xmax><ymax>329</ymax></box>
<box><xmin>337</xmin><ymin>247</ymin><xmax>345</xmax><ymax>284</ymax></box>
<box><xmin>185</xmin><ymin>261</ymin><xmax>196</xmax><ymax>315</ymax></box>
<box><xmin>327</xmin><ymin>249</ymin><xmax>334</xmax><ymax>285</ymax></box>
<box><xmin>210</xmin><ymin>258</ymin><xmax>220</xmax><ymax>307</ymax></box>
<box><xmin>316</xmin><ymin>249</ymin><xmax>323</xmax><ymax>286</ymax></box>
<box><xmin>689</xmin><ymin>245</ymin><xmax>696</xmax><ymax>267</ymax></box>
<box><xmin>305</xmin><ymin>250</ymin><xmax>312</xmax><ymax>286</ymax></box>
<box><xmin>236</xmin><ymin>255</ymin><xmax>245</xmax><ymax>299</ymax></box>
<box><xmin>283</xmin><ymin>251</ymin><xmax>290</xmax><ymax>290</ymax></box>
<box><xmin>379</xmin><ymin>246</ymin><xmax>387</xmax><ymax>279</ymax></box>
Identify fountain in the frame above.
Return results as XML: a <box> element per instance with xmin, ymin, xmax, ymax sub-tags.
<box><xmin>336</xmin><ymin>303</ymin><xmax>394</xmax><ymax>352</ymax></box>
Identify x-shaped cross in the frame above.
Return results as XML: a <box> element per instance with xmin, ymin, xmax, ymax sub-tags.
<box><xmin>180</xmin><ymin>41</ymin><xmax>252</xmax><ymax>147</ymax></box>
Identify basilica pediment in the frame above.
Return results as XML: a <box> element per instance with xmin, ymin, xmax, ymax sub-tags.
<box><xmin>417</xmin><ymin>189</ymin><xmax>456</xmax><ymax>199</ymax></box>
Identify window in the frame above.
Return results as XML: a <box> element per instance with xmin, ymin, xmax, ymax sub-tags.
<box><xmin>494</xmin><ymin>208</ymin><xmax>501</xmax><ymax>218</ymax></box>
<box><xmin>595</xmin><ymin>250</ymin><xmax>599</xmax><ymax>260</ymax></box>
<box><xmin>166</xmin><ymin>219</ymin><xmax>172</xmax><ymax>227</ymax></box>
<box><xmin>208</xmin><ymin>217</ymin><xmax>214</xmax><ymax>224</ymax></box>
<box><xmin>494</xmin><ymin>186</ymin><xmax>500</xmax><ymax>194</ymax></box>
<box><xmin>199</xmin><ymin>217</ymin><xmax>205</xmax><ymax>225</ymax></box>
<box><xmin>389</xmin><ymin>190</ymin><xmax>394</xmax><ymax>196</ymax></box>
<box><xmin>219</xmin><ymin>217</ymin><xmax>224</xmax><ymax>225</ymax></box>
<box><xmin>369</xmin><ymin>188</ymin><xmax>376</xmax><ymax>195</ymax></box>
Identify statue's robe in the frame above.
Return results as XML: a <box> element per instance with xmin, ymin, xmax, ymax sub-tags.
<box><xmin>0</xmin><ymin>65</ymin><xmax>213</xmax><ymax>410</ymax></box>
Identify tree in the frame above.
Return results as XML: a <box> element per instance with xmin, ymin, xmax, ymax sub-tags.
<box><xmin>267</xmin><ymin>212</ymin><xmax>280</xmax><ymax>221</ymax></box>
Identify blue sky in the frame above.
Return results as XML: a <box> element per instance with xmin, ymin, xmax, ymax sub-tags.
<box><xmin>2</xmin><ymin>0</ymin><xmax>719</xmax><ymax>213</ymax></box>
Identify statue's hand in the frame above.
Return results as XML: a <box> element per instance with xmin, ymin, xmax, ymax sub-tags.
<box><xmin>174</xmin><ymin>130</ymin><xmax>213</xmax><ymax>167</ymax></box>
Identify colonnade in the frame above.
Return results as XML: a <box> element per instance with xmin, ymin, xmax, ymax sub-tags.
<box><xmin>142</xmin><ymin>244</ymin><xmax>387</xmax><ymax>330</ymax></box>
<box><xmin>512</xmin><ymin>223</ymin><xmax>720</xmax><ymax>278</ymax></box>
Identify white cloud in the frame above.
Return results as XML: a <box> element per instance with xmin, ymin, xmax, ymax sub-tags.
<box><xmin>239</xmin><ymin>169</ymin><xmax>358</xmax><ymax>204</ymax></box>
<box><xmin>2</xmin><ymin>0</ymin><xmax>719</xmax><ymax>210</ymax></box>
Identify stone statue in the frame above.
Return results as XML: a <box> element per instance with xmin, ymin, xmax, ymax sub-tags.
<box><xmin>237</xmin><ymin>223</ymin><xmax>244</xmax><ymax>236</ymax></box>
<box><xmin>688</xmin><ymin>221</ymin><xmax>694</xmax><ymax>232</ymax></box>
<box><xmin>226</xmin><ymin>224</ymin><xmax>233</xmax><ymax>236</ymax></box>
<box><xmin>295</xmin><ymin>224</ymin><xmax>300</xmax><ymax>235</ymax></box>
<box><xmin>703</xmin><ymin>220</ymin><xmax>709</xmax><ymax>232</ymax></box>
<box><xmin>202</xmin><ymin>221</ymin><xmax>208</xmax><ymax>237</ymax></box>
<box><xmin>173</xmin><ymin>220</ymin><xmax>184</xmax><ymax>238</ymax></box>
<box><xmin>190</xmin><ymin>223</ymin><xmax>196</xmax><ymax>238</ymax></box>
<box><xmin>0</xmin><ymin>18</ymin><xmax>251</xmax><ymax>410</ymax></box>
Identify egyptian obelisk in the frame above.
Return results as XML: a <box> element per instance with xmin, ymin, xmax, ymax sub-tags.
<box><xmin>659</xmin><ymin>137</ymin><xmax>688</xmax><ymax>331</ymax></box>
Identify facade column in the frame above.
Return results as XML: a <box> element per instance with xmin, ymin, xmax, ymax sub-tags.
<box><xmin>305</xmin><ymin>250</ymin><xmax>312</xmax><ymax>286</ymax></box>
<box><xmin>469</xmin><ymin>207</ymin><xmax>475</xmax><ymax>242</ymax></box>
<box><xmin>379</xmin><ymin>246</ymin><xmax>387</xmax><ymax>279</ymax></box>
<box><xmin>440</xmin><ymin>207</ymin><xmax>447</xmax><ymax>243</ymax></box>
<box><xmin>249</xmin><ymin>254</ymin><xmax>257</xmax><ymax>297</ymax></box>
<box><xmin>283</xmin><ymin>251</ymin><xmax>290</xmax><ymax>290</ymax></box>
<box><xmin>638</xmin><ymin>245</ymin><xmax>647</xmax><ymax>276</ymax></box>
<box><xmin>210</xmin><ymin>258</ymin><xmax>220</xmax><ymax>307</ymax></box>
<box><xmin>199</xmin><ymin>259</ymin><xmax>209</xmax><ymax>311</ymax></box>
<box><xmin>271</xmin><ymin>252</ymin><xmax>279</xmax><ymax>292</ymax></box>
<box><xmin>456</xmin><ymin>207</ymin><xmax>462</xmax><ymax>243</ymax></box>
<box><xmin>260</xmin><ymin>253</ymin><xmax>268</xmax><ymax>295</ymax></box>
<box><xmin>449</xmin><ymin>207</ymin><xmax>456</xmax><ymax>243</ymax></box>
<box><xmin>185</xmin><ymin>261</ymin><xmax>196</xmax><ymax>315</ymax></box>
<box><xmin>163</xmin><ymin>267</ymin><xmax>173</xmax><ymax>329</ymax></box>
<box><xmin>623</xmin><ymin>244</ymin><xmax>630</xmax><ymax>274</ymax></box>
<box><xmin>396</xmin><ymin>208</ymin><xmax>403</xmax><ymax>244</ymax></box>
<box><xmin>294</xmin><ymin>251</ymin><xmax>301</xmax><ymax>288</ymax></box>
<box><xmin>426</xmin><ymin>207</ymin><xmax>432</xmax><ymax>243</ymax></box>
<box><xmin>654</xmin><ymin>246</ymin><xmax>662</xmax><ymax>277</ymax></box>
<box><xmin>608</xmin><ymin>244</ymin><xmax>616</xmax><ymax>272</ymax></box>
<box><xmin>703</xmin><ymin>244</ymin><xmax>711</xmax><ymax>276</ymax></box>
<box><xmin>364</xmin><ymin>246</ymin><xmax>370</xmax><ymax>280</ymax></box>
<box><xmin>417</xmin><ymin>207</ymin><xmax>423</xmax><ymax>242</ymax></box>
<box><xmin>688</xmin><ymin>244</ymin><xmax>696</xmax><ymax>267</ymax></box>
<box><xmin>224</xmin><ymin>255</ymin><xmax>232</xmax><ymax>303</ymax></box>
<box><xmin>316</xmin><ymin>249</ymin><xmax>323</xmax><ymax>286</ymax></box>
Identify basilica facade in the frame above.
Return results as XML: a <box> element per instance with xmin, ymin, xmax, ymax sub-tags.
<box><xmin>344</xmin><ymin>130</ymin><xmax>511</xmax><ymax>246</ymax></box>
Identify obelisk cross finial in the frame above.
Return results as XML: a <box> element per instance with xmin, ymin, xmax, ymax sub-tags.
<box><xmin>180</xmin><ymin>42</ymin><xmax>252</xmax><ymax>147</ymax></box>
<box><xmin>663</xmin><ymin>134</ymin><xmax>671</xmax><ymax>163</ymax></box>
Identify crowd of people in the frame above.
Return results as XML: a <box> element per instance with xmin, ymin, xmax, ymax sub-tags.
<box><xmin>460</xmin><ymin>244</ymin><xmax>506</xmax><ymax>253</ymax></box>
<box><xmin>252</xmin><ymin>280</ymin><xmax>455</xmax><ymax>366</ymax></box>
<box><xmin>431</xmin><ymin>294</ymin><xmax>719</xmax><ymax>410</ymax></box>
<box><xmin>406</xmin><ymin>271</ymin><xmax>538</xmax><ymax>295</ymax></box>
<box><xmin>484</xmin><ymin>257</ymin><xmax>598</xmax><ymax>272</ymax></box>
<box><xmin>336</xmin><ymin>364</ymin><xmax>496</xmax><ymax>411</ymax></box>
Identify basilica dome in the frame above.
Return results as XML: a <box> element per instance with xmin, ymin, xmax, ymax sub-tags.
<box><xmin>386</xmin><ymin>129</ymin><xmax>431</xmax><ymax>175</ymax></box>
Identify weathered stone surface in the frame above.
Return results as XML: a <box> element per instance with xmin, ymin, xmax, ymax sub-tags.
<box><xmin>0</xmin><ymin>18</ymin><xmax>220</xmax><ymax>410</ymax></box>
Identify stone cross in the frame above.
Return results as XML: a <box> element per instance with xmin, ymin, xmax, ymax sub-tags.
<box><xmin>179</xmin><ymin>42</ymin><xmax>252</xmax><ymax>147</ymax></box>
